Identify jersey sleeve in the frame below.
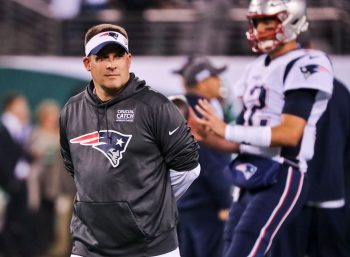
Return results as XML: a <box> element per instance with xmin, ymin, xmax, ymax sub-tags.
<box><xmin>284</xmin><ymin>50</ymin><xmax>333</xmax><ymax>97</ymax></box>
<box><xmin>152</xmin><ymin>100</ymin><xmax>199</xmax><ymax>172</ymax></box>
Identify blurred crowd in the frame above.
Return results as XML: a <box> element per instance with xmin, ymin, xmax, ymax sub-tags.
<box><xmin>48</xmin><ymin>0</ymin><xmax>233</xmax><ymax>55</ymax></box>
<box><xmin>0</xmin><ymin>93</ymin><xmax>76</xmax><ymax>257</ymax></box>
<box><xmin>48</xmin><ymin>0</ymin><xmax>233</xmax><ymax>18</ymax></box>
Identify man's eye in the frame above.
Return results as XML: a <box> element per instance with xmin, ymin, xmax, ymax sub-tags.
<box><xmin>96</xmin><ymin>56</ymin><xmax>107</xmax><ymax>60</ymax></box>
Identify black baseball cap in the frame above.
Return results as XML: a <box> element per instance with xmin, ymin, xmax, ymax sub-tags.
<box><xmin>174</xmin><ymin>56</ymin><xmax>227</xmax><ymax>86</ymax></box>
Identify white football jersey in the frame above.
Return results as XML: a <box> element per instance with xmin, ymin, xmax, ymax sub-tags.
<box><xmin>234</xmin><ymin>48</ymin><xmax>334</xmax><ymax>172</ymax></box>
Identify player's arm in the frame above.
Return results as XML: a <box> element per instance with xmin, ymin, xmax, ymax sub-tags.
<box><xmin>198</xmin><ymin>129</ymin><xmax>240</xmax><ymax>152</ymax></box>
<box><xmin>270</xmin><ymin>114</ymin><xmax>306</xmax><ymax>146</ymax></box>
<box><xmin>196</xmin><ymin>89</ymin><xmax>317</xmax><ymax>147</ymax></box>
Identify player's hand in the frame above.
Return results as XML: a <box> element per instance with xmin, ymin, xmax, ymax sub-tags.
<box><xmin>195</xmin><ymin>99</ymin><xmax>227</xmax><ymax>138</ymax></box>
<box><xmin>218</xmin><ymin>209</ymin><xmax>229</xmax><ymax>221</ymax></box>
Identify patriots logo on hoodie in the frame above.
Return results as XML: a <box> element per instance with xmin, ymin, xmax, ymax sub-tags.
<box><xmin>70</xmin><ymin>130</ymin><xmax>132</xmax><ymax>168</ymax></box>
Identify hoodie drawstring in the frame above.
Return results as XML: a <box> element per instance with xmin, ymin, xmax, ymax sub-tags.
<box><xmin>94</xmin><ymin>92</ymin><xmax>111</xmax><ymax>143</ymax></box>
<box><xmin>95</xmin><ymin>103</ymin><xmax>111</xmax><ymax>144</ymax></box>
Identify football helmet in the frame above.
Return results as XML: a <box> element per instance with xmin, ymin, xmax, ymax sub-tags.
<box><xmin>246</xmin><ymin>0</ymin><xmax>309</xmax><ymax>52</ymax></box>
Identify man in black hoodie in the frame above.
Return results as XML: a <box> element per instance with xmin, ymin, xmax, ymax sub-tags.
<box><xmin>59</xmin><ymin>23</ymin><xmax>200</xmax><ymax>257</ymax></box>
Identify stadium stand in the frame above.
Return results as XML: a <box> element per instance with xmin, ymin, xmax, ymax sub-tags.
<box><xmin>1</xmin><ymin>0</ymin><xmax>350</xmax><ymax>55</ymax></box>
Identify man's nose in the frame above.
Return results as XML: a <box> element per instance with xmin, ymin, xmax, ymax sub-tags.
<box><xmin>256</xmin><ymin>22</ymin><xmax>267</xmax><ymax>32</ymax></box>
<box><xmin>257</xmin><ymin>22</ymin><xmax>275</xmax><ymax>32</ymax></box>
<box><xmin>106</xmin><ymin>59</ymin><xmax>117</xmax><ymax>69</ymax></box>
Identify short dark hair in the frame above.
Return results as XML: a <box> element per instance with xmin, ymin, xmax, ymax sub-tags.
<box><xmin>84</xmin><ymin>24</ymin><xmax>128</xmax><ymax>45</ymax></box>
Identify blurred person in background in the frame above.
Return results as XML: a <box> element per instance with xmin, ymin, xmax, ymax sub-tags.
<box><xmin>0</xmin><ymin>93</ymin><xmax>34</xmax><ymax>257</ymax></box>
<box><xmin>194</xmin><ymin>0</ymin><xmax>335</xmax><ymax>256</ymax></box>
<box><xmin>28</xmin><ymin>99</ymin><xmax>75</xmax><ymax>257</ymax></box>
<box><xmin>173</xmin><ymin>56</ymin><xmax>239</xmax><ymax>151</ymax></box>
<box><xmin>117</xmin><ymin>0</ymin><xmax>177</xmax><ymax>11</ymax></box>
<box><xmin>49</xmin><ymin>0</ymin><xmax>82</xmax><ymax>20</ymax></box>
<box><xmin>50</xmin><ymin>0</ymin><xmax>110</xmax><ymax>20</ymax></box>
<box><xmin>172</xmin><ymin>56</ymin><xmax>235</xmax><ymax>257</ymax></box>
<box><xmin>81</xmin><ymin>0</ymin><xmax>109</xmax><ymax>12</ymax></box>
<box><xmin>60</xmin><ymin>23</ymin><xmax>200</xmax><ymax>257</ymax></box>
<box><xmin>50</xmin><ymin>154</ymin><xmax>76</xmax><ymax>257</ymax></box>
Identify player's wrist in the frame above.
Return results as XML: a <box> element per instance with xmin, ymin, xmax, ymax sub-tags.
<box><xmin>225</xmin><ymin>125</ymin><xmax>271</xmax><ymax>147</ymax></box>
<box><xmin>219</xmin><ymin>123</ymin><xmax>227</xmax><ymax>138</ymax></box>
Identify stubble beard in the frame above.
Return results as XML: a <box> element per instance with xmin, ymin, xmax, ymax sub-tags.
<box><xmin>100</xmin><ymin>83</ymin><xmax>125</xmax><ymax>98</ymax></box>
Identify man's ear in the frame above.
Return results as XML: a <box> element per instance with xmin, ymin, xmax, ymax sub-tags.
<box><xmin>197</xmin><ymin>80</ymin><xmax>206</xmax><ymax>91</ymax></box>
<box><xmin>83</xmin><ymin>56</ymin><xmax>91</xmax><ymax>71</ymax></box>
<box><xmin>126</xmin><ymin>53</ymin><xmax>132</xmax><ymax>68</ymax></box>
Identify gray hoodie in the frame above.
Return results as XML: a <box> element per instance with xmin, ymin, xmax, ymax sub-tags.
<box><xmin>59</xmin><ymin>73</ymin><xmax>199</xmax><ymax>257</ymax></box>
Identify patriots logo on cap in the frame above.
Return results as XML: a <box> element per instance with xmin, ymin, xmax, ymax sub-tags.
<box><xmin>235</xmin><ymin>163</ymin><xmax>257</xmax><ymax>180</ymax></box>
<box><xmin>70</xmin><ymin>130</ymin><xmax>132</xmax><ymax>168</ymax></box>
<box><xmin>300</xmin><ymin>64</ymin><xmax>329</xmax><ymax>79</ymax></box>
<box><xmin>100</xmin><ymin>32</ymin><xmax>119</xmax><ymax>40</ymax></box>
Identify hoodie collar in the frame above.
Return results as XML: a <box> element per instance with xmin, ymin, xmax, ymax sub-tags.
<box><xmin>85</xmin><ymin>73</ymin><xmax>147</xmax><ymax>108</ymax></box>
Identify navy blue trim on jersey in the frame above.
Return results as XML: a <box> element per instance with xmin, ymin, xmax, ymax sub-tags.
<box><xmin>283</xmin><ymin>55</ymin><xmax>307</xmax><ymax>84</ymax></box>
<box><xmin>236</xmin><ymin>109</ymin><xmax>245</xmax><ymax>125</ymax></box>
<box><xmin>264</xmin><ymin>56</ymin><xmax>271</xmax><ymax>66</ymax></box>
<box><xmin>282</xmin><ymin>89</ymin><xmax>317</xmax><ymax>120</ymax></box>
<box><xmin>281</xmin><ymin>89</ymin><xmax>317</xmax><ymax>161</ymax></box>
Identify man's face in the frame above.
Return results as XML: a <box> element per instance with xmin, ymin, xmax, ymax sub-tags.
<box><xmin>202</xmin><ymin>75</ymin><xmax>221</xmax><ymax>99</ymax></box>
<box><xmin>83</xmin><ymin>44</ymin><xmax>131</xmax><ymax>93</ymax></box>
<box><xmin>253</xmin><ymin>16</ymin><xmax>280</xmax><ymax>41</ymax></box>
<box><xmin>9</xmin><ymin>96</ymin><xmax>30</xmax><ymax>125</ymax></box>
